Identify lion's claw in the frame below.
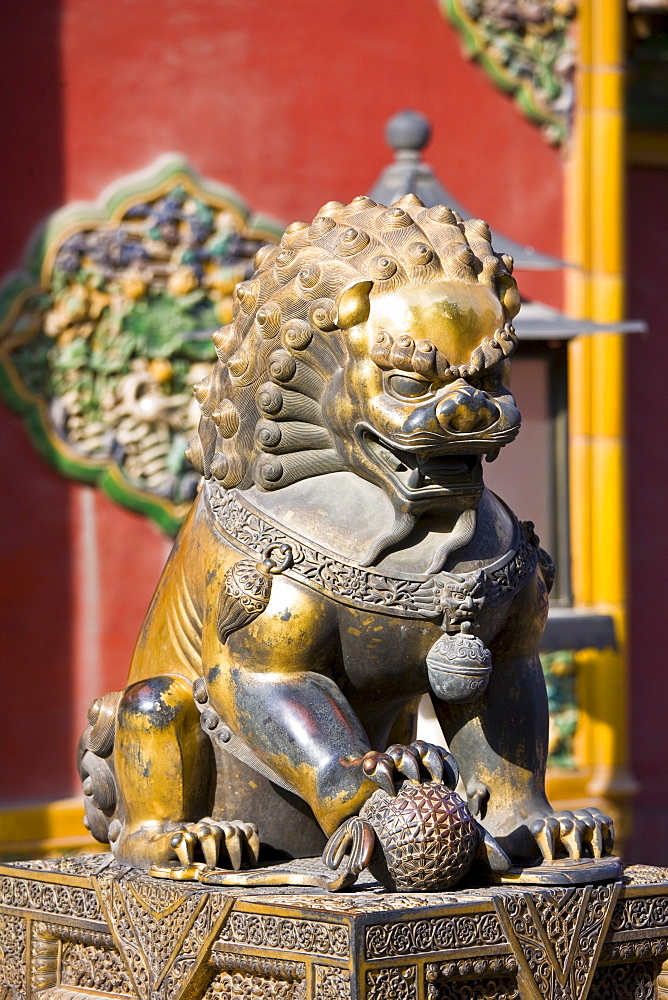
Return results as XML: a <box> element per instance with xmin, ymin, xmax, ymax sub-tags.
<box><xmin>170</xmin><ymin>818</ymin><xmax>259</xmax><ymax>870</ymax></box>
<box><xmin>323</xmin><ymin>816</ymin><xmax>376</xmax><ymax>888</ymax></box>
<box><xmin>361</xmin><ymin>742</ymin><xmax>458</xmax><ymax>796</ymax></box>
<box><xmin>474</xmin><ymin>819</ymin><xmax>512</xmax><ymax>873</ymax></box>
<box><xmin>410</xmin><ymin>740</ymin><xmax>459</xmax><ymax>787</ymax></box>
<box><xmin>192</xmin><ymin>822</ymin><xmax>220</xmax><ymax>867</ymax></box>
<box><xmin>587</xmin><ymin>807</ymin><xmax>615</xmax><ymax>855</ymax></box>
<box><xmin>574</xmin><ymin>808</ymin><xmax>602</xmax><ymax>858</ymax></box>
<box><xmin>529</xmin><ymin>808</ymin><xmax>614</xmax><ymax>861</ymax></box>
<box><xmin>558</xmin><ymin>815</ymin><xmax>582</xmax><ymax>859</ymax></box>
<box><xmin>362</xmin><ymin>753</ymin><xmax>397</xmax><ymax>795</ymax></box>
<box><xmin>170</xmin><ymin>828</ymin><xmax>198</xmax><ymax>865</ymax></box>
<box><xmin>386</xmin><ymin>745</ymin><xmax>421</xmax><ymax>782</ymax></box>
<box><xmin>529</xmin><ymin>814</ymin><xmax>560</xmax><ymax>860</ymax></box>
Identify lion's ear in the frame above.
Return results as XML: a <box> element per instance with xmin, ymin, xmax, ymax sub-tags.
<box><xmin>335</xmin><ymin>280</ymin><xmax>374</xmax><ymax>329</ymax></box>
<box><xmin>498</xmin><ymin>274</ymin><xmax>521</xmax><ymax>320</ymax></box>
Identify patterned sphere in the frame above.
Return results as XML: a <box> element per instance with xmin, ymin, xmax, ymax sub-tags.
<box><xmin>360</xmin><ymin>781</ymin><xmax>478</xmax><ymax>891</ymax></box>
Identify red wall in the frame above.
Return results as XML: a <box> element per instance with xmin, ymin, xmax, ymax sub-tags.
<box><xmin>58</xmin><ymin>0</ymin><xmax>563</xmax><ymax>265</ymax></box>
<box><xmin>1</xmin><ymin>0</ymin><xmax>563</xmax><ymax>801</ymax></box>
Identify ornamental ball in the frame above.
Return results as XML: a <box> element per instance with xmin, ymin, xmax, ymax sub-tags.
<box><xmin>360</xmin><ymin>780</ymin><xmax>478</xmax><ymax>891</ymax></box>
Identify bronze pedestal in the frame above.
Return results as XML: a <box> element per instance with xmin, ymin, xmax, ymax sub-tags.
<box><xmin>1</xmin><ymin>856</ymin><xmax>668</xmax><ymax>1000</ymax></box>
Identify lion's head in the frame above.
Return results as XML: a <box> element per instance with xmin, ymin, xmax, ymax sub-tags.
<box><xmin>187</xmin><ymin>195</ymin><xmax>522</xmax><ymax>551</ymax></box>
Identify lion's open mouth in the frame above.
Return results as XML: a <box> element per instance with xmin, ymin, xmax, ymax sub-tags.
<box><xmin>360</xmin><ymin>430</ymin><xmax>484</xmax><ymax>498</ymax></box>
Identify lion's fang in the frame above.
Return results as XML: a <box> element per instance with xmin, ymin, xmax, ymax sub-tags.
<box><xmin>407</xmin><ymin>468</ymin><xmax>423</xmax><ymax>488</ymax></box>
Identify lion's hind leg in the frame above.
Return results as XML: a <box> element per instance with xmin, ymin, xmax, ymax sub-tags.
<box><xmin>81</xmin><ymin>673</ymin><xmax>239</xmax><ymax>869</ymax></box>
<box><xmin>110</xmin><ymin>675</ymin><xmax>210</xmax><ymax>863</ymax></box>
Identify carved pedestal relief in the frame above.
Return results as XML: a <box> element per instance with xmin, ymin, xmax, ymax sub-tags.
<box><xmin>1</xmin><ymin>836</ymin><xmax>668</xmax><ymax>1000</ymax></box>
<box><xmin>492</xmin><ymin>884</ymin><xmax>620</xmax><ymax>1000</ymax></box>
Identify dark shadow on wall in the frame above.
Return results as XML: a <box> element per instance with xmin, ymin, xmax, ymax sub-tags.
<box><xmin>0</xmin><ymin>3</ymin><xmax>75</xmax><ymax>804</ymax></box>
<box><xmin>625</xmin><ymin>165</ymin><xmax>668</xmax><ymax>865</ymax></box>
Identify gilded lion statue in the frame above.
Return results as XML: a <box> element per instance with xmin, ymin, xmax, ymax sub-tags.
<box><xmin>79</xmin><ymin>195</ymin><xmax>614</xmax><ymax>887</ymax></box>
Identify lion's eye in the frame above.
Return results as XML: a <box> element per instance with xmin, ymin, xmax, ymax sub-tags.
<box><xmin>470</xmin><ymin>369</ymin><xmax>503</xmax><ymax>394</ymax></box>
<box><xmin>387</xmin><ymin>374</ymin><xmax>433</xmax><ymax>400</ymax></box>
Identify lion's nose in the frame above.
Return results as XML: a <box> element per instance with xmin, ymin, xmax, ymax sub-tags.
<box><xmin>435</xmin><ymin>382</ymin><xmax>499</xmax><ymax>434</ymax></box>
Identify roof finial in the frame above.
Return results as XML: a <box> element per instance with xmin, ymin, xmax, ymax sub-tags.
<box><xmin>368</xmin><ymin>110</ymin><xmax>564</xmax><ymax>272</ymax></box>
<box><xmin>385</xmin><ymin>110</ymin><xmax>431</xmax><ymax>159</ymax></box>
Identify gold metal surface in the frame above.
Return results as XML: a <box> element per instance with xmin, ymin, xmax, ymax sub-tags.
<box><xmin>74</xmin><ymin>197</ymin><xmax>615</xmax><ymax>892</ymax></box>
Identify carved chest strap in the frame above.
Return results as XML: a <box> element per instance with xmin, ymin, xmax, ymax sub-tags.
<box><xmin>207</xmin><ymin>483</ymin><xmax>539</xmax><ymax>625</ymax></box>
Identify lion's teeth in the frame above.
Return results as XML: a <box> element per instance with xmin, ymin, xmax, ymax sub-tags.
<box><xmin>407</xmin><ymin>468</ymin><xmax>423</xmax><ymax>488</ymax></box>
<box><xmin>485</xmin><ymin>448</ymin><xmax>500</xmax><ymax>464</ymax></box>
<box><xmin>378</xmin><ymin>444</ymin><xmax>403</xmax><ymax>471</ymax></box>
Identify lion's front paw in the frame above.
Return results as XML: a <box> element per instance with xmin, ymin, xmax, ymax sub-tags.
<box><xmin>322</xmin><ymin>816</ymin><xmax>376</xmax><ymax>889</ymax></box>
<box><xmin>361</xmin><ymin>740</ymin><xmax>459</xmax><ymax>796</ymax></box>
<box><xmin>529</xmin><ymin>808</ymin><xmax>614</xmax><ymax>860</ymax></box>
<box><xmin>169</xmin><ymin>818</ymin><xmax>260</xmax><ymax>870</ymax></box>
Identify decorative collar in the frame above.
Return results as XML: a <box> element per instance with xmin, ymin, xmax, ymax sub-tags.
<box><xmin>206</xmin><ymin>482</ymin><xmax>538</xmax><ymax>628</ymax></box>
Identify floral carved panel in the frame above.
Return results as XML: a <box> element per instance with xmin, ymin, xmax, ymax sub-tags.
<box><xmin>0</xmin><ymin>155</ymin><xmax>282</xmax><ymax>533</ymax></box>
<box><xmin>438</xmin><ymin>0</ymin><xmax>576</xmax><ymax>144</ymax></box>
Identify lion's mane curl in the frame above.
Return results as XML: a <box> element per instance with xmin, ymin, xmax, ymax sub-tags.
<box><xmin>186</xmin><ymin>195</ymin><xmax>520</xmax><ymax>493</ymax></box>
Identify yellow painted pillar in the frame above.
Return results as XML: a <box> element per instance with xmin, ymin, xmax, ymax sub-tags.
<box><xmin>565</xmin><ymin>0</ymin><xmax>635</xmax><ymax>828</ymax></box>
<box><xmin>566</xmin><ymin>0</ymin><xmax>593</xmax><ymax>608</ymax></box>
